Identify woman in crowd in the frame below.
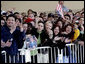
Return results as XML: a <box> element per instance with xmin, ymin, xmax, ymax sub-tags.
<box><xmin>44</xmin><ymin>21</ymin><xmax>54</xmax><ymax>63</ymax></box>
<box><xmin>52</xmin><ymin>25</ymin><xmax>69</xmax><ymax>63</ymax></box>
<box><xmin>55</xmin><ymin>18</ymin><xmax>64</xmax><ymax>30</ymax></box>
<box><xmin>31</xmin><ymin>21</ymin><xmax>49</xmax><ymax>63</ymax></box>
<box><xmin>61</xmin><ymin>24</ymin><xmax>78</xmax><ymax>63</ymax></box>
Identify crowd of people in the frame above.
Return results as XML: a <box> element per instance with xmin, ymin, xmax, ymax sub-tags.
<box><xmin>1</xmin><ymin>1</ymin><xmax>84</xmax><ymax>63</ymax></box>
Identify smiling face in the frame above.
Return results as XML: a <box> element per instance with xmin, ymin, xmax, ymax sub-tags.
<box><xmin>54</xmin><ymin>26</ymin><xmax>60</xmax><ymax>35</ymax></box>
<box><xmin>6</xmin><ymin>17</ymin><xmax>16</xmax><ymax>27</ymax></box>
<box><xmin>79</xmin><ymin>18</ymin><xmax>84</xmax><ymax>25</ymax></box>
<box><xmin>66</xmin><ymin>25</ymin><xmax>72</xmax><ymax>34</ymax></box>
<box><xmin>45</xmin><ymin>22</ymin><xmax>53</xmax><ymax>31</ymax></box>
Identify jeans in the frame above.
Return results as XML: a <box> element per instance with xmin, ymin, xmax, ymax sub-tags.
<box><xmin>56</xmin><ymin>56</ymin><xmax>69</xmax><ymax>63</ymax></box>
<box><xmin>67</xmin><ymin>46</ymin><xmax>76</xmax><ymax>63</ymax></box>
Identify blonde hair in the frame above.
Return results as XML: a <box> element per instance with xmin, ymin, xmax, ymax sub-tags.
<box><xmin>45</xmin><ymin>21</ymin><xmax>52</xmax><ymax>25</ymax></box>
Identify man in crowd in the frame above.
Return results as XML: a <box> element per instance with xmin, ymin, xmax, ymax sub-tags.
<box><xmin>1</xmin><ymin>14</ymin><xmax>25</xmax><ymax>63</ymax></box>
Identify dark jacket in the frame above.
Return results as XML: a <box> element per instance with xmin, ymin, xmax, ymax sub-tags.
<box><xmin>52</xmin><ymin>34</ymin><xmax>69</xmax><ymax>56</ymax></box>
<box><xmin>1</xmin><ymin>25</ymin><xmax>25</xmax><ymax>55</ymax></box>
<box><xmin>31</xmin><ymin>28</ymin><xmax>54</xmax><ymax>54</ymax></box>
<box><xmin>31</xmin><ymin>28</ymin><xmax>48</xmax><ymax>47</ymax></box>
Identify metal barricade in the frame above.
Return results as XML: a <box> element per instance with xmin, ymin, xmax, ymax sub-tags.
<box><xmin>1</xmin><ymin>44</ymin><xmax>84</xmax><ymax>63</ymax></box>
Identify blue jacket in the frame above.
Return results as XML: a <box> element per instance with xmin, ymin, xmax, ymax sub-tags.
<box><xmin>1</xmin><ymin>25</ymin><xmax>25</xmax><ymax>55</ymax></box>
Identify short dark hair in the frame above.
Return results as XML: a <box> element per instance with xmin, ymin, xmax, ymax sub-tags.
<box><xmin>6</xmin><ymin>14</ymin><xmax>17</xmax><ymax>21</ymax></box>
<box><xmin>53</xmin><ymin>25</ymin><xmax>61</xmax><ymax>31</ymax></box>
<box><xmin>27</xmin><ymin>23</ymin><xmax>33</xmax><ymax>28</ymax></box>
<box><xmin>55</xmin><ymin>17</ymin><xmax>63</xmax><ymax>24</ymax></box>
<box><xmin>64</xmin><ymin>14</ymin><xmax>71</xmax><ymax>20</ymax></box>
<box><xmin>27</xmin><ymin>9</ymin><xmax>33</xmax><ymax>14</ymax></box>
<box><xmin>33</xmin><ymin>11</ymin><xmax>37</xmax><ymax>17</ymax></box>
<box><xmin>2</xmin><ymin>12</ymin><xmax>7</xmax><ymax>16</ymax></box>
<box><xmin>14</xmin><ymin>12</ymin><xmax>19</xmax><ymax>15</ymax></box>
<box><xmin>48</xmin><ymin>13</ymin><xmax>54</xmax><ymax>18</ymax></box>
<box><xmin>16</xmin><ymin>18</ymin><xmax>22</xmax><ymax>23</ymax></box>
<box><xmin>1</xmin><ymin>17</ymin><xmax>5</xmax><ymax>21</ymax></box>
<box><xmin>38</xmin><ymin>21</ymin><xmax>44</xmax><ymax>25</ymax></box>
<box><xmin>25</xmin><ymin>23</ymin><xmax>33</xmax><ymax>34</ymax></box>
<box><xmin>64</xmin><ymin>24</ymin><xmax>73</xmax><ymax>31</ymax></box>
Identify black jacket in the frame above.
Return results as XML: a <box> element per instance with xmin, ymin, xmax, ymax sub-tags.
<box><xmin>31</xmin><ymin>28</ymin><xmax>49</xmax><ymax>47</ymax></box>
<box><xmin>31</xmin><ymin>28</ymin><xmax>54</xmax><ymax>54</ymax></box>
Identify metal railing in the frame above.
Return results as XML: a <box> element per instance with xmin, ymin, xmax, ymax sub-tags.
<box><xmin>1</xmin><ymin>43</ymin><xmax>84</xmax><ymax>63</ymax></box>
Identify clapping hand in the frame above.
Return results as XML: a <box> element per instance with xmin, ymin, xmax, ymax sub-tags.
<box><xmin>5</xmin><ymin>40</ymin><xmax>12</xmax><ymax>47</ymax></box>
<box><xmin>1</xmin><ymin>40</ymin><xmax>6</xmax><ymax>48</ymax></box>
<box><xmin>48</xmin><ymin>30</ymin><xmax>53</xmax><ymax>39</ymax></box>
<box><xmin>61</xmin><ymin>37</ymin><xmax>65</xmax><ymax>42</ymax></box>
<box><xmin>65</xmin><ymin>38</ymin><xmax>71</xmax><ymax>43</ymax></box>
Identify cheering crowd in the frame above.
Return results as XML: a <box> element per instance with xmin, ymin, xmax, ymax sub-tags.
<box><xmin>1</xmin><ymin>1</ymin><xmax>84</xmax><ymax>63</ymax></box>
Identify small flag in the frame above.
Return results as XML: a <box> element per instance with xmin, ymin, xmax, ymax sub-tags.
<box><xmin>56</xmin><ymin>4</ymin><xmax>65</xmax><ymax>19</ymax></box>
